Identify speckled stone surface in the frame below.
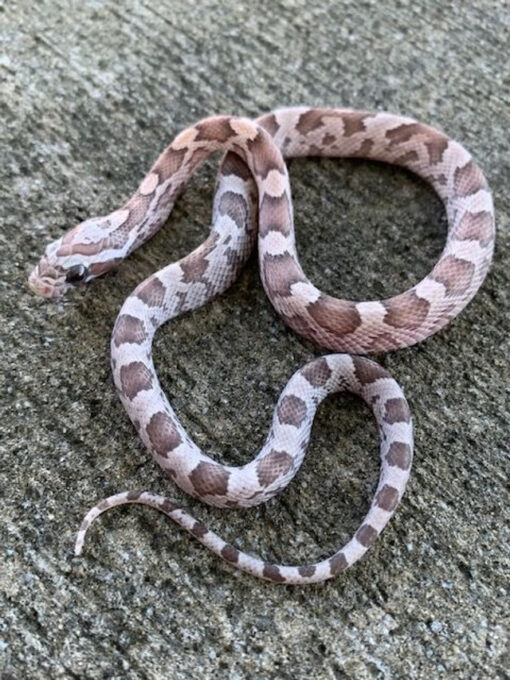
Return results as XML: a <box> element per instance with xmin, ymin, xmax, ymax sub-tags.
<box><xmin>1</xmin><ymin>1</ymin><xmax>509</xmax><ymax>678</ymax></box>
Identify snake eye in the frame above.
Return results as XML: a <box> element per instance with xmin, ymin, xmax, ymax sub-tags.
<box><xmin>65</xmin><ymin>264</ymin><xmax>89</xmax><ymax>283</ymax></box>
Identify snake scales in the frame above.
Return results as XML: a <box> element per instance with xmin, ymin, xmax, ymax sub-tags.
<box><xmin>29</xmin><ymin>108</ymin><xmax>494</xmax><ymax>584</ymax></box>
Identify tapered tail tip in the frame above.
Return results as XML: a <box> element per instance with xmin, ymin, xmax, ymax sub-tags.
<box><xmin>74</xmin><ymin>533</ymin><xmax>85</xmax><ymax>556</ymax></box>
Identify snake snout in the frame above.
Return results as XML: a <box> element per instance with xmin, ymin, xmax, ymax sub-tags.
<box><xmin>28</xmin><ymin>262</ymin><xmax>64</xmax><ymax>298</ymax></box>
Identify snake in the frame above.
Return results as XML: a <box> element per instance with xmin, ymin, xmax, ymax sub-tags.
<box><xmin>28</xmin><ymin>109</ymin><xmax>494</xmax><ymax>583</ymax></box>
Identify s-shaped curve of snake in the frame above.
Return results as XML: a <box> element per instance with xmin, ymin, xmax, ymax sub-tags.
<box><xmin>29</xmin><ymin>109</ymin><xmax>494</xmax><ymax>583</ymax></box>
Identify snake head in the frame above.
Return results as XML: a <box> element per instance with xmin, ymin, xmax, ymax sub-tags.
<box><xmin>28</xmin><ymin>214</ymin><xmax>124</xmax><ymax>299</ymax></box>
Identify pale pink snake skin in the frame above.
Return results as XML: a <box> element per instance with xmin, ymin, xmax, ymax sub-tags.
<box><xmin>29</xmin><ymin>108</ymin><xmax>495</xmax><ymax>584</ymax></box>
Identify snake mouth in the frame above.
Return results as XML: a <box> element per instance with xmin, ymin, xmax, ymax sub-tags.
<box><xmin>28</xmin><ymin>264</ymin><xmax>65</xmax><ymax>299</ymax></box>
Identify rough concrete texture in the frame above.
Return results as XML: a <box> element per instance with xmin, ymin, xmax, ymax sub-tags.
<box><xmin>1</xmin><ymin>0</ymin><xmax>509</xmax><ymax>678</ymax></box>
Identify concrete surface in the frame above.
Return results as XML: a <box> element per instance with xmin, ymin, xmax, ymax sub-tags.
<box><xmin>0</xmin><ymin>0</ymin><xmax>509</xmax><ymax>678</ymax></box>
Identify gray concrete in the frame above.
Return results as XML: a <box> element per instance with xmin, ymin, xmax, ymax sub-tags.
<box><xmin>1</xmin><ymin>1</ymin><xmax>508</xmax><ymax>678</ymax></box>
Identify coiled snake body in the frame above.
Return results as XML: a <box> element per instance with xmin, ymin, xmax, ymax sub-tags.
<box><xmin>29</xmin><ymin>109</ymin><xmax>494</xmax><ymax>584</ymax></box>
